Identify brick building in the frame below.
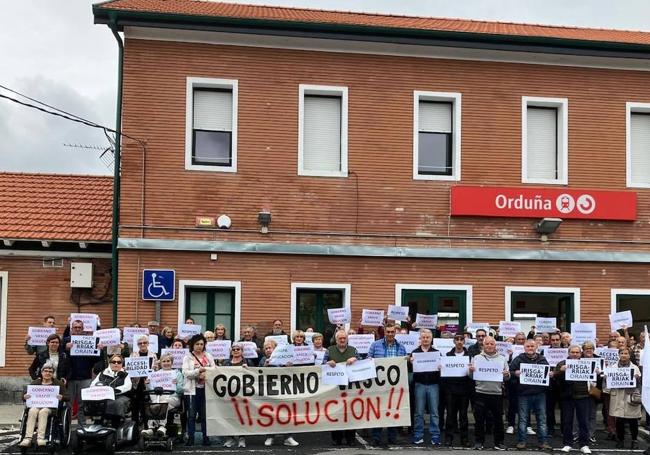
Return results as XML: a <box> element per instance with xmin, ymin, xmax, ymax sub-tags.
<box><xmin>0</xmin><ymin>173</ymin><xmax>112</xmax><ymax>384</ymax></box>
<box><xmin>93</xmin><ymin>1</ymin><xmax>650</xmax><ymax>344</ymax></box>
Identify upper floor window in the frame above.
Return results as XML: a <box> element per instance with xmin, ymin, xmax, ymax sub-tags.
<box><xmin>627</xmin><ymin>102</ymin><xmax>650</xmax><ymax>188</ymax></box>
<box><xmin>298</xmin><ymin>85</ymin><xmax>348</xmax><ymax>177</ymax></box>
<box><xmin>185</xmin><ymin>77</ymin><xmax>238</xmax><ymax>172</ymax></box>
<box><xmin>522</xmin><ymin>96</ymin><xmax>568</xmax><ymax>184</ymax></box>
<box><xmin>413</xmin><ymin>91</ymin><xmax>461</xmax><ymax>181</ymax></box>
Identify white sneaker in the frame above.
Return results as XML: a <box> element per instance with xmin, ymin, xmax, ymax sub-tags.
<box><xmin>264</xmin><ymin>437</ymin><xmax>274</xmax><ymax>446</ymax></box>
<box><xmin>284</xmin><ymin>437</ymin><xmax>299</xmax><ymax>447</ymax></box>
<box><xmin>561</xmin><ymin>446</ymin><xmax>572</xmax><ymax>453</ymax></box>
<box><xmin>238</xmin><ymin>437</ymin><xmax>246</xmax><ymax>448</ymax></box>
<box><xmin>506</xmin><ymin>426</ymin><xmax>514</xmax><ymax>434</ymax></box>
<box><xmin>527</xmin><ymin>427</ymin><xmax>536</xmax><ymax>435</ymax></box>
<box><xmin>156</xmin><ymin>426</ymin><xmax>167</xmax><ymax>437</ymax></box>
<box><xmin>141</xmin><ymin>429</ymin><xmax>154</xmax><ymax>439</ymax></box>
<box><xmin>580</xmin><ymin>446</ymin><xmax>592</xmax><ymax>454</ymax></box>
<box><xmin>19</xmin><ymin>438</ymin><xmax>31</xmax><ymax>448</ymax></box>
<box><xmin>224</xmin><ymin>438</ymin><xmax>235</xmax><ymax>448</ymax></box>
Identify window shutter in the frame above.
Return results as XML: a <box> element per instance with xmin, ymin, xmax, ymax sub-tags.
<box><xmin>193</xmin><ymin>90</ymin><xmax>232</xmax><ymax>132</ymax></box>
<box><xmin>526</xmin><ymin>107</ymin><xmax>557</xmax><ymax>180</ymax></box>
<box><xmin>631</xmin><ymin>113</ymin><xmax>650</xmax><ymax>185</ymax></box>
<box><xmin>303</xmin><ymin>96</ymin><xmax>341</xmax><ymax>172</ymax></box>
<box><xmin>419</xmin><ymin>102</ymin><xmax>452</xmax><ymax>133</ymax></box>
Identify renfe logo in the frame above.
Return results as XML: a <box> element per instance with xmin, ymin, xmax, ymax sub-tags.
<box><xmin>451</xmin><ymin>186</ymin><xmax>636</xmax><ymax>221</ymax></box>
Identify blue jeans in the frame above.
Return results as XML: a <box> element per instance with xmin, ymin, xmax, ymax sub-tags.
<box><xmin>185</xmin><ymin>388</ymin><xmax>208</xmax><ymax>443</ymax></box>
<box><xmin>518</xmin><ymin>392</ymin><xmax>547</xmax><ymax>443</ymax></box>
<box><xmin>413</xmin><ymin>383</ymin><xmax>440</xmax><ymax>442</ymax></box>
<box><xmin>371</xmin><ymin>426</ymin><xmax>398</xmax><ymax>444</ymax></box>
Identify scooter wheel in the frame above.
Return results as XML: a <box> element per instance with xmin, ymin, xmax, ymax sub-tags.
<box><xmin>70</xmin><ymin>434</ymin><xmax>82</xmax><ymax>455</ymax></box>
<box><xmin>166</xmin><ymin>439</ymin><xmax>173</xmax><ymax>452</ymax></box>
<box><xmin>137</xmin><ymin>436</ymin><xmax>145</xmax><ymax>451</ymax></box>
<box><xmin>104</xmin><ymin>434</ymin><xmax>116</xmax><ymax>455</ymax></box>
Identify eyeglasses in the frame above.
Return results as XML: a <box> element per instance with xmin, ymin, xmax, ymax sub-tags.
<box><xmin>72</xmin><ymin>326</ymin><xmax>83</xmax><ymax>330</ymax></box>
<box><xmin>110</xmin><ymin>360</ymin><xmax>123</xmax><ymax>364</ymax></box>
<box><xmin>138</xmin><ymin>341</ymin><xmax>149</xmax><ymax>345</ymax></box>
<box><xmin>232</xmin><ymin>348</ymin><xmax>242</xmax><ymax>351</ymax></box>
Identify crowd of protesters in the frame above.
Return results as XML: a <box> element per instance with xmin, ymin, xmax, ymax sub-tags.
<box><xmin>20</xmin><ymin>313</ymin><xmax>650</xmax><ymax>454</ymax></box>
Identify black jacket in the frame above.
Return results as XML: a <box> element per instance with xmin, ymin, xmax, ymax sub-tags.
<box><xmin>440</xmin><ymin>348</ymin><xmax>473</xmax><ymax>394</ymax></box>
<box><xmin>509</xmin><ymin>352</ymin><xmax>549</xmax><ymax>396</ymax></box>
<box><xmin>29</xmin><ymin>350</ymin><xmax>71</xmax><ymax>381</ymax></box>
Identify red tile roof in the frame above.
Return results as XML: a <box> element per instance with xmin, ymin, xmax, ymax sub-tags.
<box><xmin>96</xmin><ymin>0</ymin><xmax>650</xmax><ymax>46</ymax></box>
<box><xmin>0</xmin><ymin>173</ymin><xmax>113</xmax><ymax>243</ymax></box>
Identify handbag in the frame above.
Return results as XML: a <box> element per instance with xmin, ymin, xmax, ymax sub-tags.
<box><xmin>628</xmin><ymin>388</ymin><xmax>642</xmax><ymax>406</ymax></box>
<box><xmin>588</xmin><ymin>382</ymin><xmax>602</xmax><ymax>401</ymax></box>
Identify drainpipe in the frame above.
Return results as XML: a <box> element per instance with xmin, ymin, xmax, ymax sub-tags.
<box><xmin>109</xmin><ymin>15</ymin><xmax>123</xmax><ymax>328</ymax></box>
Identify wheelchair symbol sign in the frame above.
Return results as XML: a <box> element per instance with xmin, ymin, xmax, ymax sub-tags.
<box><xmin>142</xmin><ymin>269</ymin><xmax>175</xmax><ymax>301</ymax></box>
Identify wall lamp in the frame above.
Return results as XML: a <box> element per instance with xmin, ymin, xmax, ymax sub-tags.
<box><xmin>258</xmin><ymin>211</ymin><xmax>272</xmax><ymax>234</ymax></box>
<box><xmin>535</xmin><ymin>217</ymin><xmax>562</xmax><ymax>241</ymax></box>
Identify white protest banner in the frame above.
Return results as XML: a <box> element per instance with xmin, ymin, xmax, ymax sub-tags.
<box><xmin>387</xmin><ymin>305</ymin><xmax>409</xmax><ymax>322</ymax></box>
<box><xmin>464</xmin><ymin>338</ymin><xmax>477</xmax><ymax>347</ymax></box>
<box><xmin>433</xmin><ymin>338</ymin><xmax>455</xmax><ymax>352</ymax></box>
<box><xmin>610</xmin><ymin>310</ymin><xmax>633</xmax><ymax>331</ymax></box>
<box><xmin>412</xmin><ymin>351</ymin><xmax>441</xmax><ymax>373</ymax></box>
<box><xmin>241</xmin><ymin>342</ymin><xmax>259</xmax><ymax>359</ymax></box>
<box><xmin>148</xmin><ymin>334</ymin><xmax>159</xmax><ymax>353</ymax></box>
<box><xmin>70</xmin><ymin>313</ymin><xmax>98</xmax><ymax>332</ymax></box>
<box><xmin>347</xmin><ymin>334</ymin><xmax>375</xmax><ymax>354</ymax></box>
<box><xmin>466</xmin><ymin>322</ymin><xmax>489</xmax><ymax>335</ymax></box>
<box><xmin>327</xmin><ymin>308</ymin><xmax>351</xmax><ymax>325</ymax></box>
<box><xmin>265</xmin><ymin>335</ymin><xmax>289</xmax><ymax>345</ymax></box>
<box><xmin>496</xmin><ymin>341</ymin><xmax>512</xmax><ymax>358</ymax></box>
<box><xmin>26</xmin><ymin>385</ymin><xmax>59</xmax><ymax>408</ymax></box>
<box><xmin>321</xmin><ymin>363</ymin><xmax>348</xmax><ymax>385</ymax></box>
<box><xmin>269</xmin><ymin>344</ymin><xmax>294</xmax><ymax>366</ymax></box>
<box><xmin>161</xmin><ymin>348</ymin><xmax>189</xmax><ymax>368</ymax></box>
<box><xmin>27</xmin><ymin>327</ymin><xmax>56</xmax><ymax>346</ymax></box>
<box><xmin>304</xmin><ymin>332</ymin><xmax>314</xmax><ymax>346</ymax></box>
<box><xmin>206</xmin><ymin>340</ymin><xmax>232</xmax><ymax>360</ymax></box>
<box><xmin>498</xmin><ymin>321</ymin><xmax>521</xmax><ymax>338</ymax></box>
<box><xmin>606</xmin><ymin>367</ymin><xmax>637</xmax><ymax>389</ymax></box>
<box><xmin>566</xmin><ymin>358</ymin><xmax>598</xmax><ymax>381</ymax></box>
<box><xmin>473</xmin><ymin>357</ymin><xmax>503</xmax><ymax>382</ymax></box>
<box><xmin>441</xmin><ymin>356</ymin><xmax>469</xmax><ymax>377</ymax></box>
<box><xmin>206</xmin><ymin>357</ymin><xmax>409</xmax><ymax>435</ymax></box>
<box><xmin>124</xmin><ymin>356</ymin><xmax>153</xmax><ymax>378</ymax></box>
<box><xmin>149</xmin><ymin>370</ymin><xmax>177</xmax><ymax>391</ymax></box>
<box><xmin>511</xmin><ymin>345</ymin><xmax>525</xmax><ymax>357</ymax></box>
<box><xmin>314</xmin><ymin>350</ymin><xmax>326</xmax><ymax>365</ymax></box>
<box><xmin>81</xmin><ymin>386</ymin><xmax>115</xmax><ymax>401</ymax></box>
<box><xmin>123</xmin><ymin>327</ymin><xmax>149</xmax><ymax>346</ymax></box>
<box><xmin>415</xmin><ymin>314</ymin><xmax>438</xmax><ymax>329</ymax></box>
<box><xmin>94</xmin><ymin>328</ymin><xmax>121</xmax><ymax>347</ymax></box>
<box><xmin>571</xmin><ymin>323</ymin><xmax>597</xmax><ymax>345</ymax></box>
<box><xmin>544</xmin><ymin>348</ymin><xmax>568</xmax><ymax>367</ymax></box>
<box><xmin>535</xmin><ymin>317</ymin><xmax>557</xmax><ymax>333</ymax></box>
<box><xmin>178</xmin><ymin>324</ymin><xmax>202</xmax><ymax>339</ymax></box>
<box><xmin>70</xmin><ymin>335</ymin><xmax>99</xmax><ymax>356</ymax></box>
<box><xmin>596</xmin><ymin>347</ymin><xmax>620</xmax><ymax>366</ymax></box>
<box><xmin>361</xmin><ymin>309</ymin><xmax>384</xmax><ymax>326</ymax></box>
<box><xmin>346</xmin><ymin>358</ymin><xmax>377</xmax><ymax>382</ymax></box>
<box><xmin>520</xmin><ymin>363</ymin><xmax>551</xmax><ymax>386</ymax></box>
<box><xmin>293</xmin><ymin>345</ymin><xmax>315</xmax><ymax>365</ymax></box>
<box><xmin>395</xmin><ymin>333</ymin><xmax>419</xmax><ymax>354</ymax></box>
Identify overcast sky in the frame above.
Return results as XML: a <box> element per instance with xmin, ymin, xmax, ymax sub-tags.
<box><xmin>1</xmin><ymin>0</ymin><xmax>649</xmax><ymax>176</ymax></box>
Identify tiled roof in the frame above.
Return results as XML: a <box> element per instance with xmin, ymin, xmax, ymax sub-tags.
<box><xmin>0</xmin><ymin>173</ymin><xmax>113</xmax><ymax>243</ymax></box>
<box><xmin>96</xmin><ymin>0</ymin><xmax>650</xmax><ymax>46</ymax></box>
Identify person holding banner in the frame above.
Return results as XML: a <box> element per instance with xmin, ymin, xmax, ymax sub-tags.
<box><xmin>608</xmin><ymin>347</ymin><xmax>642</xmax><ymax>449</ymax></box>
<box><xmin>63</xmin><ymin>319</ymin><xmax>98</xmax><ymax>424</ymax></box>
<box><xmin>19</xmin><ymin>361</ymin><xmax>68</xmax><ymax>448</ymax></box>
<box><xmin>141</xmin><ymin>353</ymin><xmax>184</xmax><ymax>439</ymax></box>
<box><xmin>441</xmin><ymin>334</ymin><xmax>471</xmax><ymax>447</ymax></box>
<box><xmin>506</xmin><ymin>332</ymin><xmax>528</xmax><ymax>435</ymax></box>
<box><xmin>90</xmin><ymin>354</ymin><xmax>133</xmax><ymax>420</ymax></box>
<box><xmin>311</xmin><ymin>333</ymin><xmax>327</xmax><ymax>364</ymax></box>
<box><xmin>24</xmin><ymin>315</ymin><xmax>57</xmax><ymax>356</ymax></box>
<box><xmin>554</xmin><ymin>345</ymin><xmax>592</xmax><ymax>454</ymax></box>
<box><xmin>291</xmin><ymin>330</ymin><xmax>308</xmax><ymax>346</ymax></box>
<box><xmin>182</xmin><ymin>334</ymin><xmax>216</xmax><ymax>446</ymax></box>
<box><xmin>264</xmin><ymin>319</ymin><xmax>291</xmax><ymax>344</ymax></box>
<box><xmin>28</xmin><ymin>334</ymin><xmax>71</xmax><ymax>382</ymax></box>
<box><xmin>222</xmin><ymin>343</ymin><xmax>254</xmax><ymax>448</ymax></box>
<box><xmin>214</xmin><ymin>324</ymin><xmax>229</xmax><ymax>341</ymax></box>
<box><xmin>409</xmin><ymin>329</ymin><xmax>442</xmax><ymax>446</ymax></box>
<box><xmin>130</xmin><ymin>335</ymin><xmax>159</xmax><ymax>424</ymax></box>
<box><xmin>159</xmin><ymin>326</ymin><xmax>175</xmax><ymax>352</ymax></box>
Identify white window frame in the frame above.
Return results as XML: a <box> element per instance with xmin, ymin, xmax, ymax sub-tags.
<box><xmin>290</xmin><ymin>282</ymin><xmax>351</xmax><ymax>334</ymax></box>
<box><xmin>413</xmin><ymin>91</ymin><xmax>461</xmax><ymax>181</ymax></box>
<box><xmin>298</xmin><ymin>84</ymin><xmax>348</xmax><ymax>177</ymax></box>
<box><xmin>611</xmin><ymin>288</ymin><xmax>650</xmax><ymax>315</ymax></box>
<box><xmin>394</xmin><ymin>284</ymin><xmax>473</xmax><ymax>323</ymax></box>
<box><xmin>504</xmin><ymin>286</ymin><xmax>580</xmax><ymax>323</ymax></box>
<box><xmin>185</xmin><ymin>77</ymin><xmax>238</xmax><ymax>173</ymax></box>
<box><xmin>177</xmin><ymin>279</ymin><xmax>241</xmax><ymax>340</ymax></box>
<box><xmin>521</xmin><ymin>96</ymin><xmax>568</xmax><ymax>185</ymax></box>
<box><xmin>0</xmin><ymin>272</ymin><xmax>7</xmax><ymax>367</ymax></box>
<box><xmin>626</xmin><ymin>102</ymin><xmax>650</xmax><ymax>188</ymax></box>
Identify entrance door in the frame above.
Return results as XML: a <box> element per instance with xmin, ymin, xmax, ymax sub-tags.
<box><xmin>616</xmin><ymin>293</ymin><xmax>650</xmax><ymax>335</ymax></box>
<box><xmin>510</xmin><ymin>291</ymin><xmax>574</xmax><ymax>333</ymax></box>
<box><xmin>401</xmin><ymin>289</ymin><xmax>467</xmax><ymax>331</ymax></box>
<box><xmin>295</xmin><ymin>289</ymin><xmax>342</xmax><ymax>347</ymax></box>
<box><xmin>185</xmin><ymin>287</ymin><xmax>235</xmax><ymax>338</ymax></box>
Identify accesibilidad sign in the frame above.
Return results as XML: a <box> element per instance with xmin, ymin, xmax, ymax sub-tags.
<box><xmin>450</xmin><ymin>186</ymin><xmax>636</xmax><ymax>221</ymax></box>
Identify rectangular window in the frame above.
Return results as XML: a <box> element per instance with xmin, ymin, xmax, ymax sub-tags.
<box><xmin>299</xmin><ymin>85</ymin><xmax>348</xmax><ymax>177</ymax></box>
<box><xmin>413</xmin><ymin>92</ymin><xmax>461</xmax><ymax>181</ymax></box>
<box><xmin>627</xmin><ymin>103</ymin><xmax>650</xmax><ymax>187</ymax></box>
<box><xmin>185</xmin><ymin>78</ymin><xmax>237</xmax><ymax>172</ymax></box>
<box><xmin>522</xmin><ymin>97</ymin><xmax>568</xmax><ymax>184</ymax></box>
<box><xmin>296</xmin><ymin>289</ymin><xmax>343</xmax><ymax>348</ymax></box>
<box><xmin>185</xmin><ymin>287</ymin><xmax>235</xmax><ymax>338</ymax></box>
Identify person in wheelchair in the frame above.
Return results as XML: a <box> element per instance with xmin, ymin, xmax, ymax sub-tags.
<box><xmin>90</xmin><ymin>354</ymin><xmax>132</xmax><ymax>423</ymax></box>
<box><xmin>20</xmin><ymin>362</ymin><xmax>69</xmax><ymax>448</ymax></box>
<box><xmin>141</xmin><ymin>353</ymin><xmax>183</xmax><ymax>439</ymax></box>
<box><xmin>28</xmin><ymin>334</ymin><xmax>71</xmax><ymax>383</ymax></box>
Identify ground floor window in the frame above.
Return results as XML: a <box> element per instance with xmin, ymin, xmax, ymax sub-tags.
<box><xmin>506</xmin><ymin>287</ymin><xmax>578</xmax><ymax>334</ymax></box>
<box><xmin>185</xmin><ymin>287</ymin><xmax>235</xmax><ymax>338</ymax></box>
<box><xmin>295</xmin><ymin>289</ymin><xmax>343</xmax><ymax>347</ymax></box>
<box><xmin>399</xmin><ymin>287</ymin><xmax>468</xmax><ymax>332</ymax></box>
<box><xmin>613</xmin><ymin>289</ymin><xmax>650</xmax><ymax>335</ymax></box>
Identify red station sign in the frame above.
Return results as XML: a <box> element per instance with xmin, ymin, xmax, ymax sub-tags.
<box><xmin>450</xmin><ymin>186</ymin><xmax>637</xmax><ymax>221</ymax></box>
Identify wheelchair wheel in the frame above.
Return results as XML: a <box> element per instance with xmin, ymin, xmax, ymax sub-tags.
<box><xmin>70</xmin><ymin>433</ymin><xmax>82</xmax><ymax>455</ymax></box>
<box><xmin>137</xmin><ymin>435</ymin><xmax>145</xmax><ymax>451</ymax></box>
<box><xmin>104</xmin><ymin>433</ymin><xmax>116</xmax><ymax>455</ymax></box>
<box><xmin>165</xmin><ymin>438</ymin><xmax>173</xmax><ymax>452</ymax></box>
<box><xmin>60</xmin><ymin>406</ymin><xmax>72</xmax><ymax>448</ymax></box>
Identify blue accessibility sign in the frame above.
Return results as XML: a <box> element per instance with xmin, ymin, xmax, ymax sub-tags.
<box><xmin>142</xmin><ymin>269</ymin><xmax>175</xmax><ymax>301</ymax></box>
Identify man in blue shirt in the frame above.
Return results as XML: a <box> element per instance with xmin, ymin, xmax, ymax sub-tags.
<box><xmin>367</xmin><ymin>323</ymin><xmax>407</xmax><ymax>446</ymax></box>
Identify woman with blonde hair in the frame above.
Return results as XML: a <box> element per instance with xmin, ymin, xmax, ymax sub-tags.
<box><xmin>608</xmin><ymin>347</ymin><xmax>642</xmax><ymax>449</ymax></box>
